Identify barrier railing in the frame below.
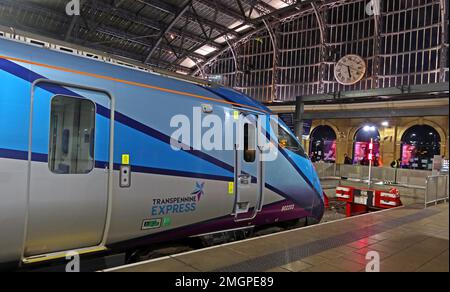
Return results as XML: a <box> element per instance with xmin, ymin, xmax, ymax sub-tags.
<box><xmin>425</xmin><ymin>175</ymin><xmax>449</xmax><ymax>207</ymax></box>
<box><xmin>314</xmin><ymin>163</ymin><xmax>431</xmax><ymax>187</ymax></box>
<box><xmin>314</xmin><ymin>163</ymin><xmax>338</xmax><ymax>178</ymax></box>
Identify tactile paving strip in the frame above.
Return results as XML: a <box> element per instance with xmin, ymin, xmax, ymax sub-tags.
<box><xmin>214</xmin><ymin>208</ymin><xmax>440</xmax><ymax>272</ymax></box>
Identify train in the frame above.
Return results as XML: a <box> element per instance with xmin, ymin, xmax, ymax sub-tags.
<box><xmin>0</xmin><ymin>35</ymin><xmax>324</xmax><ymax>269</ymax></box>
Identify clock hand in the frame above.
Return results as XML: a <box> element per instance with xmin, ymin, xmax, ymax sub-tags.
<box><xmin>347</xmin><ymin>66</ymin><xmax>352</xmax><ymax>78</ymax></box>
<box><xmin>346</xmin><ymin>65</ymin><xmax>365</xmax><ymax>72</ymax></box>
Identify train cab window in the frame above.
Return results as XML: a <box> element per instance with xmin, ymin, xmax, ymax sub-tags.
<box><xmin>278</xmin><ymin>124</ymin><xmax>306</xmax><ymax>157</ymax></box>
<box><xmin>49</xmin><ymin>95</ymin><xmax>96</xmax><ymax>174</ymax></box>
<box><xmin>244</xmin><ymin>123</ymin><xmax>256</xmax><ymax>163</ymax></box>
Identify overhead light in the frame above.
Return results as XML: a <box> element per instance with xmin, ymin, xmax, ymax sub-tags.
<box><xmin>381</xmin><ymin>121</ymin><xmax>389</xmax><ymax>127</ymax></box>
<box><xmin>194</xmin><ymin>45</ymin><xmax>217</xmax><ymax>56</ymax></box>
<box><xmin>180</xmin><ymin>57</ymin><xmax>196</xmax><ymax>68</ymax></box>
<box><xmin>363</xmin><ymin>125</ymin><xmax>377</xmax><ymax>132</ymax></box>
<box><xmin>207</xmin><ymin>75</ymin><xmax>222</xmax><ymax>82</ymax></box>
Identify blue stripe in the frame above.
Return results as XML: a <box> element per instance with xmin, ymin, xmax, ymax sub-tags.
<box><xmin>202</xmin><ymin>85</ymin><xmax>271</xmax><ymax>113</ymax></box>
<box><xmin>113</xmin><ymin>111</ymin><xmax>235</xmax><ymax>174</ymax></box>
<box><xmin>0</xmin><ymin>58</ymin><xmax>234</xmax><ymax>174</ymax></box>
<box><xmin>0</xmin><ymin>148</ymin><xmax>28</xmax><ymax>160</ymax></box>
<box><xmin>0</xmin><ymin>58</ymin><xmax>319</xmax><ymax>205</ymax></box>
<box><xmin>0</xmin><ymin>148</ymin><xmax>232</xmax><ymax>182</ymax></box>
<box><xmin>196</xmin><ymin>84</ymin><xmax>235</xmax><ymax>104</ymax></box>
<box><xmin>279</xmin><ymin>147</ymin><xmax>322</xmax><ymax>200</ymax></box>
<box><xmin>0</xmin><ymin>147</ymin><xmax>297</xmax><ymax>205</ymax></box>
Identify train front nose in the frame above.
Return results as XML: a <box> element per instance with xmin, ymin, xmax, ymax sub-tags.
<box><xmin>307</xmin><ymin>162</ymin><xmax>326</xmax><ymax>224</ymax></box>
<box><xmin>309</xmin><ymin>194</ymin><xmax>325</xmax><ymax>225</ymax></box>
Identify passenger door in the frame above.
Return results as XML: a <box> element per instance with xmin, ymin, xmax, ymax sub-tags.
<box><xmin>25</xmin><ymin>80</ymin><xmax>113</xmax><ymax>257</ymax></box>
<box><xmin>233</xmin><ymin>112</ymin><xmax>264</xmax><ymax>221</ymax></box>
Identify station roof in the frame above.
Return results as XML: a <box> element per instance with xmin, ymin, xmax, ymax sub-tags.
<box><xmin>0</xmin><ymin>0</ymin><xmax>313</xmax><ymax>75</ymax></box>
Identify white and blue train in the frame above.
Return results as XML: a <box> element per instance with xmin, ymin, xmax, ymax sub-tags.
<box><xmin>0</xmin><ymin>36</ymin><xmax>324</xmax><ymax>269</ymax></box>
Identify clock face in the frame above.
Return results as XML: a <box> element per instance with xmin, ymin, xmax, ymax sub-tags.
<box><xmin>334</xmin><ymin>54</ymin><xmax>367</xmax><ymax>85</ymax></box>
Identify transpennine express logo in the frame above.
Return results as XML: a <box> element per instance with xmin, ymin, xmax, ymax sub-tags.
<box><xmin>151</xmin><ymin>182</ymin><xmax>206</xmax><ymax>216</ymax></box>
<box><xmin>191</xmin><ymin>182</ymin><xmax>205</xmax><ymax>201</ymax></box>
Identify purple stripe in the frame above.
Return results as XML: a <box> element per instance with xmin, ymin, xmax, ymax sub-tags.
<box><xmin>108</xmin><ymin>200</ymin><xmax>312</xmax><ymax>250</ymax></box>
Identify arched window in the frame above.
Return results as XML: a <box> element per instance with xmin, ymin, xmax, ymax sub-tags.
<box><xmin>353</xmin><ymin>125</ymin><xmax>381</xmax><ymax>166</ymax></box>
<box><xmin>309</xmin><ymin>125</ymin><xmax>337</xmax><ymax>163</ymax></box>
<box><xmin>401</xmin><ymin>125</ymin><xmax>441</xmax><ymax>170</ymax></box>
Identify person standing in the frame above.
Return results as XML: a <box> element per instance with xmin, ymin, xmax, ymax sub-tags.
<box><xmin>344</xmin><ymin>153</ymin><xmax>353</xmax><ymax>165</ymax></box>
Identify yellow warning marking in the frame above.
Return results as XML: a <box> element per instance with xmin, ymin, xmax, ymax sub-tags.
<box><xmin>228</xmin><ymin>182</ymin><xmax>235</xmax><ymax>195</ymax></box>
<box><xmin>233</xmin><ymin>110</ymin><xmax>240</xmax><ymax>120</ymax></box>
<box><xmin>122</xmin><ymin>154</ymin><xmax>130</xmax><ymax>165</ymax></box>
<box><xmin>23</xmin><ymin>247</ymin><xmax>107</xmax><ymax>264</ymax></box>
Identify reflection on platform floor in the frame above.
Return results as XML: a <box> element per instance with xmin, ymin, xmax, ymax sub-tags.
<box><xmin>105</xmin><ymin>204</ymin><xmax>449</xmax><ymax>272</ymax></box>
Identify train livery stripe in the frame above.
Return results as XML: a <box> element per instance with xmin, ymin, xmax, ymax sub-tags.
<box><xmin>0</xmin><ymin>55</ymin><xmax>269</xmax><ymax>114</ymax></box>
<box><xmin>281</xmin><ymin>148</ymin><xmax>323</xmax><ymax>200</ymax></box>
<box><xmin>0</xmin><ymin>58</ymin><xmax>234</xmax><ymax>174</ymax></box>
<box><xmin>0</xmin><ymin>58</ymin><xmax>320</xmax><ymax>206</ymax></box>
<box><xmin>108</xmin><ymin>199</ymin><xmax>312</xmax><ymax>250</ymax></box>
<box><xmin>0</xmin><ymin>148</ymin><xmax>232</xmax><ymax>182</ymax></box>
<box><xmin>0</xmin><ymin>147</ymin><xmax>296</xmax><ymax>204</ymax></box>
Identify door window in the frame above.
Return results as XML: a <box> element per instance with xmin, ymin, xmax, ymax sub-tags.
<box><xmin>244</xmin><ymin>123</ymin><xmax>256</xmax><ymax>163</ymax></box>
<box><xmin>48</xmin><ymin>95</ymin><xmax>96</xmax><ymax>174</ymax></box>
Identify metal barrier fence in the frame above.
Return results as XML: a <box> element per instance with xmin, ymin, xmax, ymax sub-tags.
<box><xmin>314</xmin><ymin>163</ymin><xmax>338</xmax><ymax>178</ymax></box>
<box><xmin>314</xmin><ymin>163</ymin><xmax>431</xmax><ymax>187</ymax></box>
<box><xmin>425</xmin><ymin>175</ymin><xmax>450</xmax><ymax>207</ymax></box>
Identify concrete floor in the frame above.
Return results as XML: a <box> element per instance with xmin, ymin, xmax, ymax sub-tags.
<box><xmin>105</xmin><ymin>204</ymin><xmax>449</xmax><ymax>272</ymax></box>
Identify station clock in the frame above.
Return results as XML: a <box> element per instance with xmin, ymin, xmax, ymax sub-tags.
<box><xmin>334</xmin><ymin>54</ymin><xmax>367</xmax><ymax>85</ymax></box>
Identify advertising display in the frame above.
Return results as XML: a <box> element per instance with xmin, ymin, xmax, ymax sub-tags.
<box><xmin>353</xmin><ymin>142</ymin><xmax>380</xmax><ymax>166</ymax></box>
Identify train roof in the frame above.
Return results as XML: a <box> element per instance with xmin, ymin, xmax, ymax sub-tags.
<box><xmin>0</xmin><ymin>29</ymin><xmax>270</xmax><ymax>114</ymax></box>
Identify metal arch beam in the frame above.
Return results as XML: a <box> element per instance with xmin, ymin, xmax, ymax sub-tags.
<box><xmin>144</xmin><ymin>0</ymin><xmax>192</xmax><ymax>64</ymax></box>
<box><xmin>311</xmin><ymin>1</ymin><xmax>329</xmax><ymax>94</ymax></box>
<box><xmin>192</xmin><ymin>1</ymin><xmax>319</xmax><ymax>76</ymax></box>
<box><xmin>372</xmin><ymin>1</ymin><xmax>382</xmax><ymax>89</ymax></box>
<box><xmin>311</xmin><ymin>2</ymin><xmax>325</xmax><ymax>43</ymax></box>
<box><xmin>87</xmin><ymin>21</ymin><xmax>207</xmax><ymax>61</ymax></box>
<box><xmin>439</xmin><ymin>0</ymin><xmax>449</xmax><ymax>82</ymax></box>
<box><xmin>191</xmin><ymin>28</ymin><xmax>262</xmax><ymax>76</ymax></box>
<box><xmin>195</xmin><ymin>0</ymin><xmax>252</xmax><ymax>24</ymax></box>
<box><xmin>191</xmin><ymin>0</ymin><xmax>366</xmax><ymax>77</ymax></box>
<box><xmin>262</xmin><ymin>19</ymin><xmax>280</xmax><ymax>102</ymax></box>
<box><xmin>86</xmin><ymin>0</ymin><xmax>222</xmax><ymax>50</ymax></box>
<box><xmin>224</xmin><ymin>35</ymin><xmax>242</xmax><ymax>87</ymax></box>
<box><xmin>241</xmin><ymin>0</ymin><xmax>276</xmax><ymax>14</ymax></box>
<box><xmin>138</xmin><ymin>0</ymin><xmax>239</xmax><ymax>37</ymax></box>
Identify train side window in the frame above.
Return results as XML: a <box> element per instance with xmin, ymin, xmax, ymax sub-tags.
<box><xmin>244</xmin><ymin>123</ymin><xmax>256</xmax><ymax>163</ymax></box>
<box><xmin>49</xmin><ymin>95</ymin><xmax>96</xmax><ymax>174</ymax></box>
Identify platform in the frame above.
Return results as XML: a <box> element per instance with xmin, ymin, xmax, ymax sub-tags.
<box><xmin>104</xmin><ymin>204</ymin><xmax>449</xmax><ymax>272</ymax></box>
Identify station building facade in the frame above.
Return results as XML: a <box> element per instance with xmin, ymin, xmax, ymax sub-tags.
<box><xmin>305</xmin><ymin>115</ymin><xmax>449</xmax><ymax>167</ymax></box>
